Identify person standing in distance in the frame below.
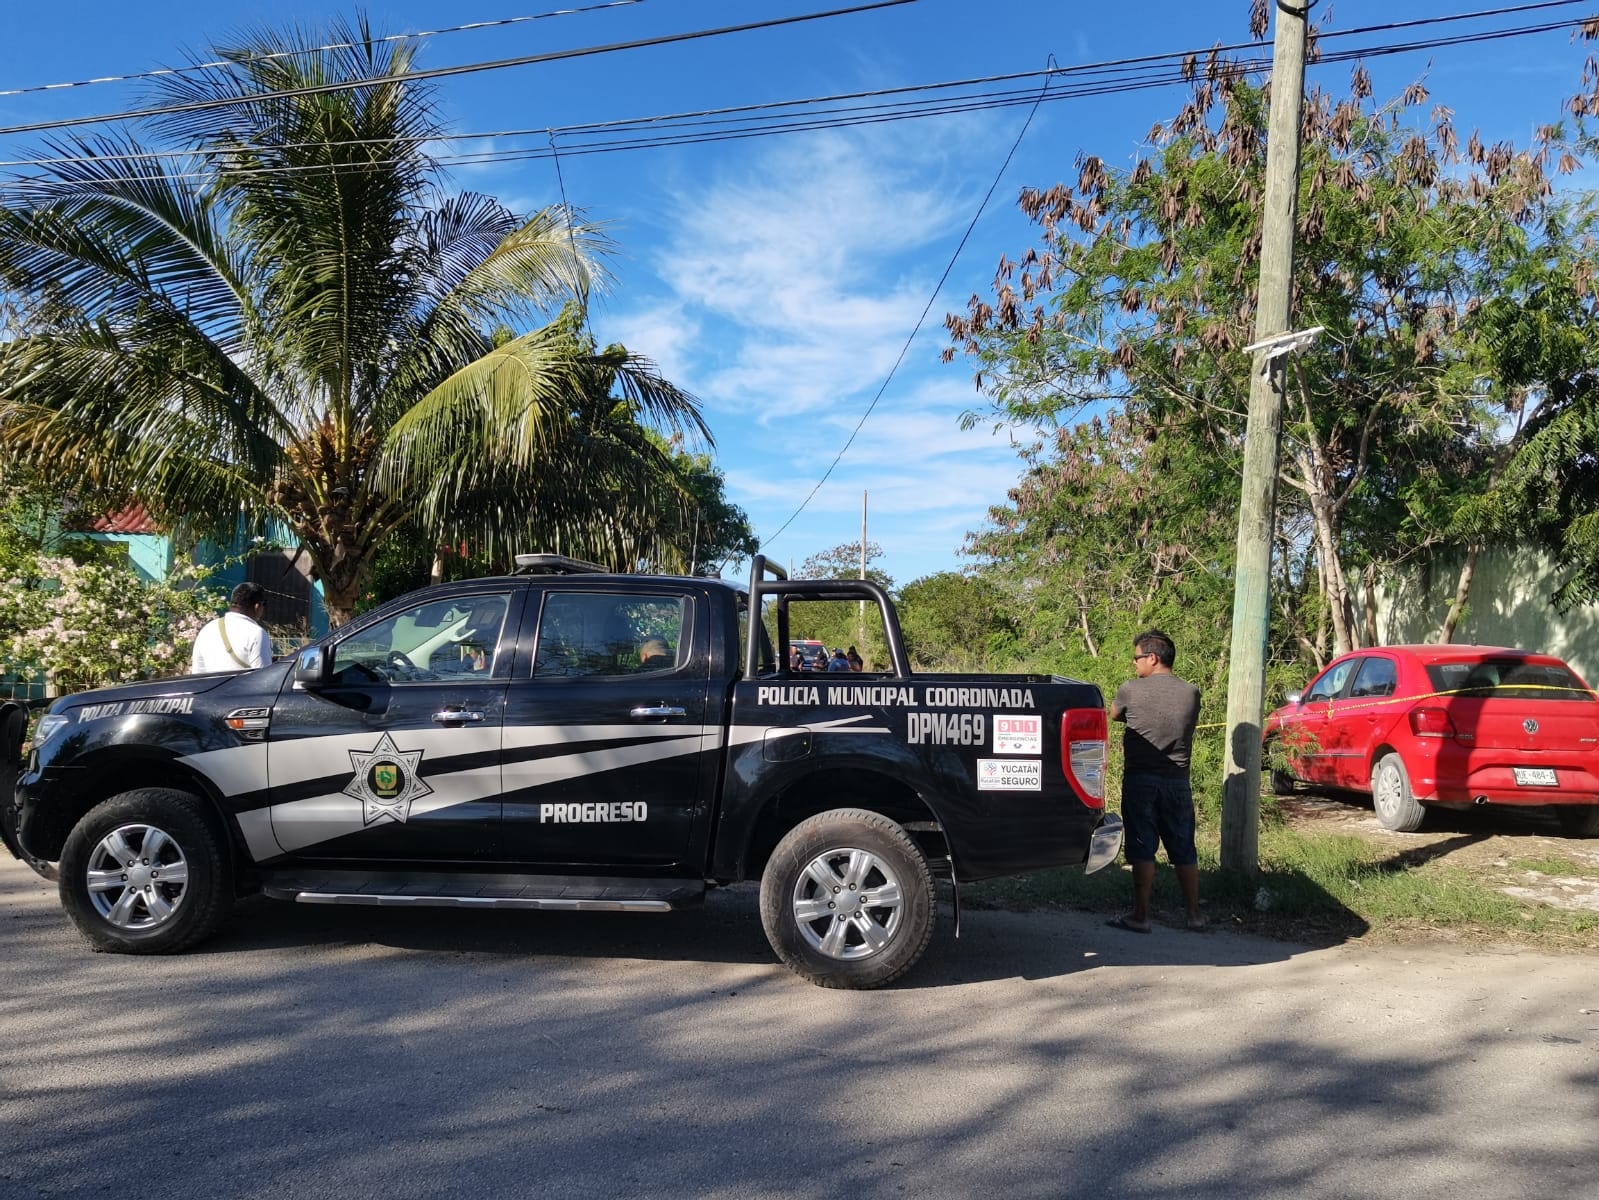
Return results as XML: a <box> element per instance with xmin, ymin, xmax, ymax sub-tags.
<box><xmin>1107</xmin><ymin>629</ymin><xmax>1204</xmax><ymax>933</ymax></box>
<box><xmin>191</xmin><ymin>582</ymin><xmax>271</xmax><ymax>673</ymax></box>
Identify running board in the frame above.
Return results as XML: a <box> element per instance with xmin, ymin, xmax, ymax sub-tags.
<box><xmin>261</xmin><ymin>870</ymin><xmax>704</xmax><ymax>913</ymax></box>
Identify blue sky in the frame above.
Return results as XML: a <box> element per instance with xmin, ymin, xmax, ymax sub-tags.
<box><xmin>2</xmin><ymin>0</ymin><xmax>1594</xmax><ymax>585</ymax></box>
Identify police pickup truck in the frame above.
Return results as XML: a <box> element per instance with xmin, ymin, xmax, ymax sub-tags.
<box><xmin>5</xmin><ymin>554</ymin><xmax>1120</xmax><ymax>989</ymax></box>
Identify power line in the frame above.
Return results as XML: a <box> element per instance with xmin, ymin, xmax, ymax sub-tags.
<box><xmin>0</xmin><ymin>1</ymin><xmax>650</xmax><ymax>100</ymax></box>
<box><xmin>0</xmin><ymin>0</ymin><xmax>1584</xmax><ymax>147</ymax></box>
<box><xmin>5</xmin><ymin>0</ymin><xmax>1585</xmax><ymax>115</ymax></box>
<box><xmin>0</xmin><ymin>0</ymin><xmax>917</xmax><ymax>139</ymax></box>
<box><xmin>5</xmin><ymin>11</ymin><xmax>1587</xmax><ymax>189</ymax></box>
<box><xmin>758</xmin><ymin>61</ymin><xmax>1060</xmax><ymax>553</ymax></box>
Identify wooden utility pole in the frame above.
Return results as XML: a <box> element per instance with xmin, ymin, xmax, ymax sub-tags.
<box><xmin>858</xmin><ymin>490</ymin><xmax>868</xmax><ymax>646</ymax></box>
<box><xmin>1220</xmin><ymin>1</ymin><xmax>1310</xmax><ymax>873</ymax></box>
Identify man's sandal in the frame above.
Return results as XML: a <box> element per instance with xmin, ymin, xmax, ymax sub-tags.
<box><xmin>1105</xmin><ymin>914</ymin><xmax>1152</xmax><ymax>934</ymax></box>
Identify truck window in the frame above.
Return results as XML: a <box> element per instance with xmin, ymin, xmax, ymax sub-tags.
<box><xmin>333</xmin><ymin>593</ymin><xmax>513</xmax><ymax>683</ymax></box>
<box><xmin>533</xmin><ymin>593</ymin><xmax>690</xmax><ymax>678</ymax></box>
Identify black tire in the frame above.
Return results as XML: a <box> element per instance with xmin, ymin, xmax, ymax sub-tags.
<box><xmin>759</xmin><ymin>808</ymin><xmax>935</xmax><ymax>990</ymax></box>
<box><xmin>1266</xmin><ymin>743</ymin><xmax>1298</xmax><ymax>796</ymax></box>
<box><xmin>1554</xmin><ymin>805</ymin><xmax>1599</xmax><ymax>839</ymax></box>
<box><xmin>1262</xmin><ymin>737</ymin><xmax>1297</xmax><ymax>795</ymax></box>
<box><xmin>58</xmin><ymin>788</ymin><xmax>232</xmax><ymax>954</ymax></box>
<box><xmin>1371</xmin><ymin>752</ymin><xmax>1426</xmax><ymax>832</ymax></box>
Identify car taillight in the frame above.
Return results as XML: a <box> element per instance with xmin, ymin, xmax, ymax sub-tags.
<box><xmin>1061</xmin><ymin>707</ymin><xmax>1107</xmax><ymax>808</ymax></box>
<box><xmin>1409</xmin><ymin>707</ymin><xmax>1457</xmax><ymax>738</ymax></box>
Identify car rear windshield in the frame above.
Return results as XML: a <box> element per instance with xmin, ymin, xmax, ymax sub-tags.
<box><xmin>1425</xmin><ymin>660</ymin><xmax>1593</xmax><ymax>701</ymax></box>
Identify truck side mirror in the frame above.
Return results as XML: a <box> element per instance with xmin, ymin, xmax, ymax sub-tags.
<box><xmin>294</xmin><ymin>645</ymin><xmax>331</xmax><ymax>689</ymax></box>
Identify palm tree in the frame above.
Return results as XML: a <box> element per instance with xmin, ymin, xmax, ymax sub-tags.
<box><xmin>0</xmin><ymin>17</ymin><xmax>708</xmax><ymax>625</ymax></box>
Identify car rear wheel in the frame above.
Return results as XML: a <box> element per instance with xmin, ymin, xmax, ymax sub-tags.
<box><xmin>1554</xmin><ymin>805</ymin><xmax>1599</xmax><ymax>839</ymax></box>
<box><xmin>59</xmin><ymin>788</ymin><xmax>232</xmax><ymax>954</ymax></box>
<box><xmin>759</xmin><ymin>808</ymin><xmax>935</xmax><ymax>990</ymax></box>
<box><xmin>1371</xmin><ymin>753</ymin><xmax>1425</xmax><ymax>832</ymax></box>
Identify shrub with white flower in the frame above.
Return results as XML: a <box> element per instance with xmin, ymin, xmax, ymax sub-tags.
<box><xmin>0</xmin><ymin>555</ymin><xmax>223</xmax><ymax>694</ymax></box>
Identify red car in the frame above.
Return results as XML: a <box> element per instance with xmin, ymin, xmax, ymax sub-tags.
<box><xmin>1266</xmin><ymin>645</ymin><xmax>1599</xmax><ymax>837</ymax></box>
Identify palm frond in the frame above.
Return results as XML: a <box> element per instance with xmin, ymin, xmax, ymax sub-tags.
<box><xmin>411</xmin><ymin>200</ymin><xmax>610</xmax><ymax>328</ymax></box>
<box><xmin>0</xmin><ymin>134</ymin><xmax>256</xmax><ymax>342</ymax></box>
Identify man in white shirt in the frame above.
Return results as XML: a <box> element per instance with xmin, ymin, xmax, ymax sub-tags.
<box><xmin>191</xmin><ymin>582</ymin><xmax>271</xmax><ymax>673</ymax></box>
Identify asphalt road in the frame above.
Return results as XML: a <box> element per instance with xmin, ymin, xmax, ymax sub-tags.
<box><xmin>2</xmin><ymin>855</ymin><xmax>1596</xmax><ymax>1200</ymax></box>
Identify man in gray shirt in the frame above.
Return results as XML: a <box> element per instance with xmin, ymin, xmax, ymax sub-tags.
<box><xmin>1107</xmin><ymin>629</ymin><xmax>1204</xmax><ymax>933</ymax></box>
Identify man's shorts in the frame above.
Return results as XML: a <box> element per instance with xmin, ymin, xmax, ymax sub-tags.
<box><xmin>1120</xmin><ymin>772</ymin><xmax>1198</xmax><ymax>866</ymax></box>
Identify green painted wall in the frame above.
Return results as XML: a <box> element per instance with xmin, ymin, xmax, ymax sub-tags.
<box><xmin>1377</xmin><ymin>543</ymin><xmax>1599</xmax><ymax>684</ymax></box>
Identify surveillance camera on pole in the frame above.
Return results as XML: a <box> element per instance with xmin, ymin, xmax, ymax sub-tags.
<box><xmin>1242</xmin><ymin>325</ymin><xmax>1324</xmax><ymax>375</ymax></box>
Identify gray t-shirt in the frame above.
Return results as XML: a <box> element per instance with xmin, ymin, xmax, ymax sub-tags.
<box><xmin>1112</xmin><ymin>672</ymin><xmax>1201</xmax><ymax>777</ymax></box>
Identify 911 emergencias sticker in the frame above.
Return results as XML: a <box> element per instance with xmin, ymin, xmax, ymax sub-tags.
<box><xmin>993</xmin><ymin>715</ymin><xmax>1042</xmax><ymax>755</ymax></box>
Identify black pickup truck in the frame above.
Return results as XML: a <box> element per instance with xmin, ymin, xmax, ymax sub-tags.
<box><xmin>5</xmin><ymin>554</ymin><xmax>1120</xmax><ymax>988</ymax></box>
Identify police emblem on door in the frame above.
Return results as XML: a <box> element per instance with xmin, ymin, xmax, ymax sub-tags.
<box><xmin>344</xmin><ymin>732</ymin><xmax>434</xmax><ymax>825</ymax></box>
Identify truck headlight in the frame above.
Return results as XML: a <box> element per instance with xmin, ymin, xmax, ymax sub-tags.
<box><xmin>32</xmin><ymin>713</ymin><xmax>69</xmax><ymax>747</ymax></box>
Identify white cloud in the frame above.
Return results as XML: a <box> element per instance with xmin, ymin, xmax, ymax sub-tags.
<box><xmin>593</xmin><ymin>301</ymin><xmax>701</xmax><ymax>385</ymax></box>
<box><xmin>639</xmin><ymin>124</ymin><xmax>999</xmax><ymax>421</ymax></box>
<box><xmin>597</xmin><ymin>113</ymin><xmax>1038</xmax><ymax>581</ymax></box>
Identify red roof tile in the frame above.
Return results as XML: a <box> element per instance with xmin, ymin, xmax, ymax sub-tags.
<box><xmin>81</xmin><ymin>503</ymin><xmax>164</xmax><ymax>534</ymax></box>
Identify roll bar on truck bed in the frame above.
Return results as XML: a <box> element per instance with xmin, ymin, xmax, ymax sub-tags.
<box><xmin>742</xmin><ymin>554</ymin><xmax>911</xmax><ymax>680</ymax></box>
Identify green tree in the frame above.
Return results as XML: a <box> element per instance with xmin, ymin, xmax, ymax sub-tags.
<box><xmin>895</xmin><ymin>571</ymin><xmax>1018</xmax><ymax>671</ymax></box>
<box><xmin>1451</xmin><ymin>36</ymin><xmax>1599</xmax><ymax>612</ymax></box>
<box><xmin>792</xmin><ymin>541</ymin><xmax>893</xmax><ymax>667</ymax></box>
<box><xmin>0</xmin><ymin>17</ymin><xmax>706</xmax><ymax>626</ymax></box>
<box><xmin>355</xmin><ymin>437</ymin><xmax>756</xmax><ymax>611</ymax></box>
<box><xmin>1454</xmin><ymin>233</ymin><xmax>1599</xmax><ymax>612</ymax></box>
<box><xmin>640</xmin><ymin>442</ymin><xmax>758</xmax><ymax>577</ymax></box>
<box><xmin>947</xmin><ymin>45</ymin><xmax>1562</xmax><ymax>664</ymax></box>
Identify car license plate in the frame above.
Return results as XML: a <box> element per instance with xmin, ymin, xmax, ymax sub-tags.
<box><xmin>1513</xmin><ymin>767</ymin><xmax>1558</xmax><ymax>787</ymax></box>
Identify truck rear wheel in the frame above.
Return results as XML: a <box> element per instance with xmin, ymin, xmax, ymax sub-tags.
<box><xmin>759</xmin><ymin>808</ymin><xmax>935</xmax><ymax>989</ymax></box>
<box><xmin>58</xmin><ymin>788</ymin><xmax>232</xmax><ymax>954</ymax></box>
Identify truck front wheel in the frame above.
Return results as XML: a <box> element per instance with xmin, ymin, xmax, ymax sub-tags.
<box><xmin>759</xmin><ymin>808</ymin><xmax>935</xmax><ymax>989</ymax></box>
<box><xmin>58</xmin><ymin>788</ymin><xmax>232</xmax><ymax>954</ymax></box>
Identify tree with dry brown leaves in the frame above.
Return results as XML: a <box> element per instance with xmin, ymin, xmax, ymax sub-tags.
<box><xmin>947</xmin><ymin>34</ymin><xmax>1572</xmax><ymax>667</ymax></box>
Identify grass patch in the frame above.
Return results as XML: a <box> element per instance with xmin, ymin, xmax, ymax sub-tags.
<box><xmin>1509</xmin><ymin>855</ymin><xmax>1587</xmax><ymax>877</ymax></box>
<box><xmin>964</xmin><ymin>820</ymin><xmax>1599</xmax><ymax>947</ymax></box>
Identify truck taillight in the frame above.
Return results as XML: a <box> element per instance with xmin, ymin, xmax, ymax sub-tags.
<box><xmin>1061</xmin><ymin>707</ymin><xmax>1107</xmax><ymax>808</ymax></box>
<box><xmin>1409</xmin><ymin>707</ymin><xmax>1457</xmax><ymax>739</ymax></box>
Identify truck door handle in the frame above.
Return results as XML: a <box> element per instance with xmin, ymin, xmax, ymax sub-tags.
<box><xmin>631</xmin><ymin>705</ymin><xmax>686</xmax><ymax>720</ymax></box>
<box><xmin>432</xmin><ymin>708</ymin><xmax>486</xmax><ymax>725</ymax></box>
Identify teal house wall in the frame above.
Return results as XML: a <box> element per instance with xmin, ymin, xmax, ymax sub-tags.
<box><xmin>78</xmin><ymin>506</ymin><xmax>329</xmax><ymax>645</ymax></box>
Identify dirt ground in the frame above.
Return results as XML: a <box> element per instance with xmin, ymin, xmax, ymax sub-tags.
<box><xmin>1277</xmin><ymin>789</ymin><xmax>1599</xmax><ymax>946</ymax></box>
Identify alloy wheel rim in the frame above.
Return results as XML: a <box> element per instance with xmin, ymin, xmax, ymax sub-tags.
<box><xmin>790</xmin><ymin>846</ymin><xmax>905</xmax><ymax>961</ymax></box>
<box><xmin>84</xmin><ymin>823</ymin><xmax>189</xmax><ymax>930</ymax></box>
<box><xmin>1375</xmin><ymin>764</ymin><xmax>1399</xmax><ymax>816</ymax></box>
